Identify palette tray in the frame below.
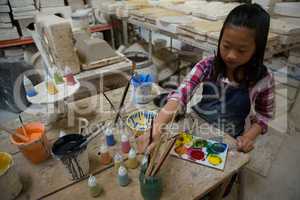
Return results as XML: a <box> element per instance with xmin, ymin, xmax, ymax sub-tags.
<box><xmin>171</xmin><ymin>132</ymin><xmax>228</xmax><ymax>170</ymax></box>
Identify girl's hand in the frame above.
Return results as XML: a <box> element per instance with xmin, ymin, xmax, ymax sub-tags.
<box><xmin>236</xmin><ymin>135</ymin><xmax>254</xmax><ymax>153</ymax></box>
<box><xmin>136</xmin><ymin>129</ymin><xmax>161</xmax><ymax>154</ymax></box>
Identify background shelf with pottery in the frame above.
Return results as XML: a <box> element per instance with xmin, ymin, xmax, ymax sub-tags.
<box><xmin>171</xmin><ymin>132</ymin><xmax>229</xmax><ymax>170</ymax></box>
<box><xmin>26</xmin><ymin>79</ymin><xmax>80</xmax><ymax>104</ymax></box>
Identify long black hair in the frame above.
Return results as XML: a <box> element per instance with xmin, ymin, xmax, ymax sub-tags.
<box><xmin>212</xmin><ymin>3</ymin><xmax>270</xmax><ymax>87</ymax></box>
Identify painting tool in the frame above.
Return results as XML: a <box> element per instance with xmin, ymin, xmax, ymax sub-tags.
<box><xmin>151</xmin><ymin>137</ymin><xmax>177</xmax><ymax>176</ymax></box>
<box><xmin>147</xmin><ymin>118</ymin><xmax>154</xmax><ymax>162</ymax></box>
<box><xmin>103</xmin><ymin>91</ymin><xmax>117</xmax><ymax>112</ymax></box>
<box><xmin>0</xmin><ymin>125</ymin><xmax>28</xmax><ymax>141</ymax></box>
<box><xmin>145</xmin><ymin>136</ymin><xmax>163</xmax><ymax>177</ymax></box>
<box><xmin>18</xmin><ymin>115</ymin><xmax>28</xmax><ymax>139</ymax></box>
<box><xmin>148</xmin><ymin>118</ymin><xmax>154</xmax><ymax>146</ymax></box>
<box><xmin>114</xmin><ymin>62</ymin><xmax>136</xmax><ymax>125</ymax></box>
<box><xmin>59</xmin><ymin>121</ymin><xmax>108</xmax><ymax>154</ymax></box>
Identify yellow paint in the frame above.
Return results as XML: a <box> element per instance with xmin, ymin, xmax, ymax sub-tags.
<box><xmin>181</xmin><ymin>132</ymin><xmax>193</xmax><ymax>144</ymax></box>
<box><xmin>47</xmin><ymin>81</ymin><xmax>58</xmax><ymax>95</ymax></box>
<box><xmin>207</xmin><ymin>155</ymin><xmax>222</xmax><ymax>166</ymax></box>
<box><xmin>0</xmin><ymin>152</ymin><xmax>12</xmax><ymax>176</ymax></box>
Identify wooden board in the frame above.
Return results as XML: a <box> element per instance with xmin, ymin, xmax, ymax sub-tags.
<box><xmin>81</xmin><ymin>54</ymin><xmax>127</xmax><ymax>71</ymax></box>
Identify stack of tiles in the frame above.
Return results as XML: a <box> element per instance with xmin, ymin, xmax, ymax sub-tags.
<box><xmin>130</xmin><ymin>7</ymin><xmax>184</xmax><ymax>25</ymax></box>
<box><xmin>9</xmin><ymin>0</ymin><xmax>38</xmax><ymax>37</ymax></box>
<box><xmin>270</xmin><ymin>18</ymin><xmax>300</xmax><ymax>46</ymax></box>
<box><xmin>191</xmin><ymin>1</ymin><xmax>240</xmax><ymax>21</ymax></box>
<box><xmin>66</xmin><ymin>0</ymin><xmax>85</xmax><ymax>12</ymax></box>
<box><xmin>35</xmin><ymin>14</ymin><xmax>81</xmax><ymax>74</ymax></box>
<box><xmin>0</xmin><ymin>0</ymin><xmax>19</xmax><ymax>40</ymax></box>
<box><xmin>288</xmin><ymin>48</ymin><xmax>300</xmax><ymax>65</ymax></box>
<box><xmin>37</xmin><ymin>0</ymin><xmax>65</xmax><ymax>9</ymax></box>
<box><xmin>159</xmin><ymin>0</ymin><xmax>207</xmax><ymax>15</ymax></box>
<box><xmin>176</xmin><ymin>18</ymin><xmax>223</xmax><ymax>42</ymax></box>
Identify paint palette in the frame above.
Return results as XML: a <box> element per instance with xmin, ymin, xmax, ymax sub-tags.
<box><xmin>171</xmin><ymin>132</ymin><xmax>228</xmax><ymax>170</ymax></box>
<box><xmin>126</xmin><ymin>110</ymin><xmax>156</xmax><ymax>137</ymax></box>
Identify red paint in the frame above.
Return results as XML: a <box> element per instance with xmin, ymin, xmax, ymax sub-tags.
<box><xmin>121</xmin><ymin>141</ymin><xmax>131</xmax><ymax>154</ymax></box>
<box><xmin>65</xmin><ymin>74</ymin><xmax>76</xmax><ymax>85</ymax></box>
<box><xmin>189</xmin><ymin>149</ymin><xmax>205</xmax><ymax>161</ymax></box>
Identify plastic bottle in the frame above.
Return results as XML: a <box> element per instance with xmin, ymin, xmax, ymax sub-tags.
<box><xmin>99</xmin><ymin>144</ymin><xmax>112</xmax><ymax>165</ymax></box>
<box><xmin>23</xmin><ymin>75</ymin><xmax>37</xmax><ymax>97</ymax></box>
<box><xmin>121</xmin><ymin>134</ymin><xmax>131</xmax><ymax>154</ymax></box>
<box><xmin>88</xmin><ymin>175</ymin><xmax>102</xmax><ymax>197</ymax></box>
<box><xmin>126</xmin><ymin>148</ymin><xmax>139</xmax><ymax>169</ymax></box>
<box><xmin>117</xmin><ymin>166</ymin><xmax>130</xmax><ymax>187</ymax></box>
<box><xmin>53</xmin><ymin>67</ymin><xmax>64</xmax><ymax>84</ymax></box>
<box><xmin>105</xmin><ymin>128</ymin><xmax>116</xmax><ymax>146</ymax></box>
<box><xmin>64</xmin><ymin>66</ymin><xmax>76</xmax><ymax>86</ymax></box>
<box><xmin>46</xmin><ymin>75</ymin><xmax>58</xmax><ymax>95</ymax></box>
<box><xmin>114</xmin><ymin>153</ymin><xmax>124</xmax><ymax>172</ymax></box>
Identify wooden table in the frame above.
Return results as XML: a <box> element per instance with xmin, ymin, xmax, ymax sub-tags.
<box><xmin>4</xmin><ymin>86</ymin><xmax>249</xmax><ymax>200</ymax></box>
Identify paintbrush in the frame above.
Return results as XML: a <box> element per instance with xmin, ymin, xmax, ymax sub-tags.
<box><xmin>145</xmin><ymin>136</ymin><xmax>163</xmax><ymax>177</ymax></box>
<box><xmin>151</xmin><ymin>137</ymin><xmax>177</xmax><ymax>176</ymax></box>
<box><xmin>0</xmin><ymin>124</ymin><xmax>29</xmax><ymax>141</ymax></box>
<box><xmin>114</xmin><ymin>62</ymin><xmax>136</xmax><ymax>125</ymax></box>
<box><xmin>147</xmin><ymin>118</ymin><xmax>154</xmax><ymax>163</ymax></box>
<box><xmin>78</xmin><ymin>121</ymin><xmax>110</xmax><ymax>149</ymax></box>
<box><xmin>103</xmin><ymin>91</ymin><xmax>117</xmax><ymax>112</ymax></box>
<box><xmin>18</xmin><ymin>115</ymin><xmax>28</xmax><ymax>138</ymax></box>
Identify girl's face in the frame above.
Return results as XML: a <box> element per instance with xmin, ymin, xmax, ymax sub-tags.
<box><xmin>220</xmin><ymin>26</ymin><xmax>256</xmax><ymax>70</ymax></box>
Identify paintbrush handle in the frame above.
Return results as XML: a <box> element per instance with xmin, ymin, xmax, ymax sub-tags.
<box><xmin>114</xmin><ymin>77</ymin><xmax>131</xmax><ymax>124</ymax></box>
<box><xmin>0</xmin><ymin>125</ymin><xmax>28</xmax><ymax>141</ymax></box>
<box><xmin>79</xmin><ymin>122</ymin><xmax>110</xmax><ymax>148</ymax></box>
<box><xmin>18</xmin><ymin>115</ymin><xmax>28</xmax><ymax>137</ymax></box>
<box><xmin>145</xmin><ymin>137</ymin><xmax>162</xmax><ymax>177</ymax></box>
<box><xmin>151</xmin><ymin>137</ymin><xmax>176</xmax><ymax>176</ymax></box>
<box><xmin>148</xmin><ymin>118</ymin><xmax>154</xmax><ymax>146</ymax></box>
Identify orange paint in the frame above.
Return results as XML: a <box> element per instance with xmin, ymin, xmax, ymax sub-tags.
<box><xmin>10</xmin><ymin>122</ymin><xmax>50</xmax><ymax>164</ymax></box>
<box><xmin>175</xmin><ymin>145</ymin><xmax>188</xmax><ymax>155</ymax></box>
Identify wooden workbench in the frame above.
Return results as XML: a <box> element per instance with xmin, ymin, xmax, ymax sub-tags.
<box><xmin>2</xmin><ymin>85</ymin><xmax>249</xmax><ymax>200</ymax></box>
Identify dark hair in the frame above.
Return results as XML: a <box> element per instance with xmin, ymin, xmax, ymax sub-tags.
<box><xmin>212</xmin><ymin>3</ymin><xmax>270</xmax><ymax>86</ymax></box>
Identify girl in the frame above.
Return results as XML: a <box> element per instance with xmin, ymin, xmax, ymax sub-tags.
<box><xmin>147</xmin><ymin>3</ymin><xmax>275</xmax><ymax>153</ymax></box>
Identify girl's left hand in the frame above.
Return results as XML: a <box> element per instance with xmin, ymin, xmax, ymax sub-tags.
<box><xmin>236</xmin><ymin>135</ymin><xmax>254</xmax><ymax>153</ymax></box>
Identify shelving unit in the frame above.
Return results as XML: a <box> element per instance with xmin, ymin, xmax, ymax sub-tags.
<box><xmin>0</xmin><ymin>23</ymin><xmax>114</xmax><ymax>49</ymax></box>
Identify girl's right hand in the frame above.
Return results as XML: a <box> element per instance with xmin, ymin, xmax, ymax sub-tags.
<box><xmin>136</xmin><ymin>126</ymin><xmax>161</xmax><ymax>154</ymax></box>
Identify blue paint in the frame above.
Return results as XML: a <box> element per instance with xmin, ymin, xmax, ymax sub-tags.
<box><xmin>106</xmin><ymin>134</ymin><xmax>115</xmax><ymax>146</ymax></box>
<box><xmin>26</xmin><ymin>89</ymin><xmax>38</xmax><ymax>97</ymax></box>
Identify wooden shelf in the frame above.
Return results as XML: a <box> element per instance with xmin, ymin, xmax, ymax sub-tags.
<box><xmin>0</xmin><ymin>24</ymin><xmax>113</xmax><ymax>49</ymax></box>
<box><xmin>0</xmin><ymin>37</ymin><xmax>34</xmax><ymax>48</ymax></box>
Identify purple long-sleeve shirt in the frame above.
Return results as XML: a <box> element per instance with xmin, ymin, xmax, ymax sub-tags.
<box><xmin>168</xmin><ymin>56</ymin><xmax>275</xmax><ymax>134</ymax></box>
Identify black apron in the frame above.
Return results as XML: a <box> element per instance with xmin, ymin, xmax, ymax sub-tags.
<box><xmin>192</xmin><ymin>80</ymin><xmax>251</xmax><ymax>138</ymax></box>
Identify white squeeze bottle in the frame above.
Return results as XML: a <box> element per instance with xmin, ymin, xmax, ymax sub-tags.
<box><xmin>88</xmin><ymin>175</ymin><xmax>102</xmax><ymax>197</ymax></box>
<box><xmin>23</xmin><ymin>75</ymin><xmax>37</xmax><ymax>97</ymax></box>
